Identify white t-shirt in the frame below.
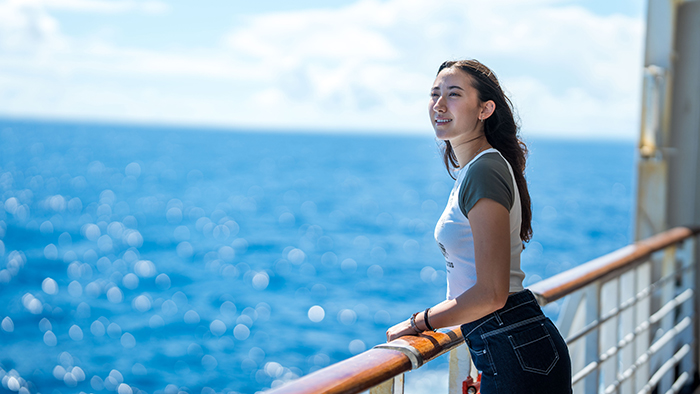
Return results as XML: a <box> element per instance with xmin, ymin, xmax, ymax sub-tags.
<box><xmin>434</xmin><ymin>148</ymin><xmax>525</xmax><ymax>300</ymax></box>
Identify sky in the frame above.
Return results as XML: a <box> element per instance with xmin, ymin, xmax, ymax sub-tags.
<box><xmin>0</xmin><ymin>0</ymin><xmax>646</xmax><ymax>139</ymax></box>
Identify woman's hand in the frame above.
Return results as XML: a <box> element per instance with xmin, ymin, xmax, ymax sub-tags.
<box><xmin>386</xmin><ymin>318</ymin><xmax>418</xmax><ymax>342</ymax></box>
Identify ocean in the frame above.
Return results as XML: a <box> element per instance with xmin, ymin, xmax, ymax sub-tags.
<box><xmin>0</xmin><ymin>119</ymin><xmax>634</xmax><ymax>393</ymax></box>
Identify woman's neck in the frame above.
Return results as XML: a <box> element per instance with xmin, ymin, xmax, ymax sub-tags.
<box><xmin>452</xmin><ymin>134</ymin><xmax>491</xmax><ymax>168</ymax></box>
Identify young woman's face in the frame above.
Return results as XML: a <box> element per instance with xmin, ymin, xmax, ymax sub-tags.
<box><xmin>429</xmin><ymin>67</ymin><xmax>486</xmax><ymax>143</ymax></box>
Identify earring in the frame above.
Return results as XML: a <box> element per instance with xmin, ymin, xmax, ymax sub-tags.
<box><xmin>480</xmin><ymin>118</ymin><xmax>484</xmax><ymax>123</ymax></box>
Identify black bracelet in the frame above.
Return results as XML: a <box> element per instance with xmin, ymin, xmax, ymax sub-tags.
<box><xmin>423</xmin><ymin>308</ymin><xmax>435</xmax><ymax>331</ymax></box>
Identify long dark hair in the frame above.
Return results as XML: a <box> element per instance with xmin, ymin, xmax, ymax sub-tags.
<box><xmin>437</xmin><ymin>59</ymin><xmax>532</xmax><ymax>242</ymax></box>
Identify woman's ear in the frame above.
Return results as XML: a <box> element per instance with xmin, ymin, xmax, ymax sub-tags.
<box><xmin>481</xmin><ymin>100</ymin><xmax>496</xmax><ymax>120</ymax></box>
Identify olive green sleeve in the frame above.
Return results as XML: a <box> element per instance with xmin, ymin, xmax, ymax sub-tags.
<box><xmin>458</xmin><ymin>153</ymin><xmax>514</xmax><ymax>217</ymax></box>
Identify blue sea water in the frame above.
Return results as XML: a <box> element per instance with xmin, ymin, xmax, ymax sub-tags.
<box><xmin>0</xmin><ymin>119</ymin><xmax>634</xmax><ymax>393</ymax></box>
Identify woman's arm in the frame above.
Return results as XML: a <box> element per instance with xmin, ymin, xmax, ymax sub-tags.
<box><xmin>386</xmin><ymin>198</ymin><xmax>511</xmax><ymax>341</ymax></box>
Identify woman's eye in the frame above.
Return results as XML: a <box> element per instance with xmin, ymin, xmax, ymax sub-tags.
<box><xmin>449</xmin><ymin>92</ymin><xmax>460</xmax><ymax>97</ymax></box>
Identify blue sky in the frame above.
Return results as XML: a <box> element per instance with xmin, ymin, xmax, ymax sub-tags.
<box><xmin>0</xmin><ymin>0</ymin><xmax>646</xmax><ymax>139</ymax></box>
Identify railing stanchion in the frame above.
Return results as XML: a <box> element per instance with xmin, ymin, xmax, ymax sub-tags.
<box><xmin>370</xmin><ymin>374</ymin><xmax>404</xmax><ymax>394</ymax></box>
<box><xmin>690</xmin><ymin>236</ymin><xmax>699</xmax><ymax>382</ymax></box>
<box><xmin>634</xmin><ymin>260</ymin><xmax>653</xmax><ymax>392</ymax></box>
<box><xmin>619</xmin><ymin>270</ymin><xmax>636</xmax><ymax>394</ymax></box>
<box><xmin>659</xmin><ymin>246</ymin><xmax>677</xmax><ymax>392</ymax></box>
<box><xmin>447</xmin><ymin>344</ymin><xmax>472</xmax><ymax>394</ymax></box>
<box><xmin>588</xmin><ymin>282</ymin><xmax>602</xmax><ymax>394</ymax></box>
<box><xmin>680</xmin><ymin>238</ymin><xmax>695</xmax><ymax>381</ymax></box>
<box><xmin>566</xmin><ymin>293</ymin><xmax>586</xmax><ymax>393</ymax></box>
<box><xmin>599</xmin><ymin>277</ymin><xmax>616</xmax><ymax>392</ymax></box>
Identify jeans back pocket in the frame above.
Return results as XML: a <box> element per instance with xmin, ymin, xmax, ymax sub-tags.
<box><xmin>507</xmin><ymin>323</ymin><xmax>559</xmax><ymax>375</ymax></box>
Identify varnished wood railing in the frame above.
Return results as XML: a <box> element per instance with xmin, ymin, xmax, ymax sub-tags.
<box><xmin>267</xmin><ymin>226</ymin><xmax>700</xmax><ymax>394</ymax></box>
<box><xmin>529</xmin><ymin>226</ymin><xmax>700</xmax><ymax>304</ymax></box>
<box><xmin>267</xmin><ymin>327</ymin><xmax>465</xmax><ymax>394</ymax></box>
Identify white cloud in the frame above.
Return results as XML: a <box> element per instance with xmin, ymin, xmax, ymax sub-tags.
<box><xmin>0</xmin><ymin>0</ymin><xmax>167</xmax><ymax>51</ymax></box>
<box><xmin>0</xmin><ymin>0</ymin><xmax>66</xmax><ymax>51</ymax></box>
<box><xmin>21</xmin><ymin>0</ymin><xmax>169</xmax><ymax>14</ymax></box>
<box><xmin>216</xmin><ymin>0</ymin><xmax>644</xmax><ymax>137</ymax></box>
<box><xmin>0</xmin><ymin>0</ymin><xmax>645</xmax><ymax>139</ymax></box>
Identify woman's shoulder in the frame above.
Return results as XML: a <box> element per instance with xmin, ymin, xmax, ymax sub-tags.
<box><xmin>457</xmin><ymin>149</ymin><xmax>515</xmax><ymax>216</ymax></box>
<box><xmin>467</xmin><ymin>149</ymin><xmax>509</xmax><ymax>175</ymax></box>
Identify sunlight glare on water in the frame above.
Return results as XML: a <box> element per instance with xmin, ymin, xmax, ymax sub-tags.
<box><xmin>90</xmin><ymin>320</ymin><xmax>105</xmax><ymax>336</ymax></box>
<box><xmin>307</xmin><ymin>305</ymin><xmax>325</xmax><ymax>323</ymax></box>
<box><xmin>42</xmin><ymin>278</ymin><xmax>58</xmax><ymax>295</ymax></box>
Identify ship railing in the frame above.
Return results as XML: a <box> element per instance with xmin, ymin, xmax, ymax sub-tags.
<box><xmin>267</xmin><ymin>226</ymin><xmax>700</xmax><ymax>394</ymax></box>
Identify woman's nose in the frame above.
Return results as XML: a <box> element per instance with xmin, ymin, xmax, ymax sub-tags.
<box><xmin>433</xmin><ymin>96</ymin><xmax>446</xmax><ymax>112</ymax></box>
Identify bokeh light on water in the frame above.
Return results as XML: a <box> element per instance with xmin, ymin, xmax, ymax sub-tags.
<box><xmin>0</xmin><ymin>120</ymin><xmax>634</xmax><ymax>393</ymax></box>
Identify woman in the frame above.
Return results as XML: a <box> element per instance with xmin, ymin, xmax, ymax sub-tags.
<box><xmin>386</xmin><ymin>60</ymin><xmax>572</xmax><ymax>393</ymax></box>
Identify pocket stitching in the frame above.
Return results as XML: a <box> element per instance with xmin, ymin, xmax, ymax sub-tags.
<box><xmin>469</xmin><ymin>346</ymin><xmax>494</xmax><ymax>374</ymax></box>
<box><xmin>511</xmin><ymin>333</ymin><xmax>551</xmax><ymax>349</ymax></box>
<box><xmin>469</xmin><ymin>347</ymin><xmax>487</xmax><ymax>355</ymax></box>
<box><xmin>484</xmin><ymin>340</ymin><xmax>498</xmax><ymax>375</ymax></box>
<box><xmin>508</xmin><ymin>325</ymin><xmax>560</xmax><ymax>375</ymax></box>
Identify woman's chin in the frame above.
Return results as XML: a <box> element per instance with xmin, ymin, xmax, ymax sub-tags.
<box><xmin>433</xmin><ymin>130</ymin><xmax>451</xmax><ymax>141</ymax></box>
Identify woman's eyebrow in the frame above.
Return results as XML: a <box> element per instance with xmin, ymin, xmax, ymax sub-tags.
<box><xmin>432</xmin><ymin>85</ymin><xmax>465</xmax><ymax>91</ymax></box>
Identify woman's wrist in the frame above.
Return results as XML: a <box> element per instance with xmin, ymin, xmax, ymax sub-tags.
<box><xmin>409</xmin><ymin>308</ymin><xmax>437</xmax><ymax>333</ymax></box>
<box><xmin>411</xmin><ymin>310</ymin><xmax>431</xmax><ymax>332</ymax></box>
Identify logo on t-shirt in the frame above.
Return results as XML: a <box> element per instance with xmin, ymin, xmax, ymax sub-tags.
<box><xmin>437</xmin><ymin>241</ymin><xmax>448</xmax><ymax>258</ymax></box>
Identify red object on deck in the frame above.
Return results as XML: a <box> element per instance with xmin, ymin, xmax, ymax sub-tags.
<box><xmin>462</xmin><ymin>373</ymin><xmax>481</xmax><ymax>394</ymax></box>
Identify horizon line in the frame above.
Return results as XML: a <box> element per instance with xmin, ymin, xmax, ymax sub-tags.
<box><xmin>0</xmin><ymin>114</ymin><xmax>638</xmax><ymax>143</ymax></box>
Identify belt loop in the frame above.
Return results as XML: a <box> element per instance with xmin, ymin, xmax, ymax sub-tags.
<box><xmin>494</xmin><ymin>311</ymin><xmax>503</xmax><ymax>326</ymax></box>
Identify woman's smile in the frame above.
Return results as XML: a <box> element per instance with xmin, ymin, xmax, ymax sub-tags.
<box><xmin>434</xmin><ymin>117</ymin><xmax>452</xmax><ymax>126</ymax></box>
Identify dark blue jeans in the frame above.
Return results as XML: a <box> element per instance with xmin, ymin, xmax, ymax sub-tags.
<box><xmin>460</xmin><ymin>290</ymin><xmax>572</xmax><ymax>394</ymax></box>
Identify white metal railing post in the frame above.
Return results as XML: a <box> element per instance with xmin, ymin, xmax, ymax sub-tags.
<box><xmin>447</xmin><ymin>344</ymin><xmax>473</xmax><ymax>394</ymax></box>
<box><xmin>586</xmin><ymin>282</ymin><xmax>601</xmax><ymax>394</ymax></box>
<box><xmin>558</xmin><ymin>291</ymin><xmax>584</xmax><ymax>339</ymax></box>
<box><xmin>563</xmin><ymin>292</ymin><xmax>587</xmax><ymax>394</ymax></box>
<box><xmin>634</xmin><ymin>261</ymin><xmax>653</xmax><ymax>392</ymax></box>
<box><xmin>659</xmin><ymin>246</ymin><xmax>677</xmax><ymax>392</ymax></box>
<box><xmin>370</xmin><ymin>374</ymin><xmax>404</xmax><ymax>394</ymax></box>
<box><xmin>619</xmin><ymin>270</ymin><xmax>636</xmax><ymax>394</ymax></box>
<box><xmin>679</xmin><ymin>238</ymin><xmax>695</xmax><ymax>380</ymax></box>
<box><xmin>692</xmin><ymin>235</ymin><xmax>700</xmax><ymax>381</ymax></box>
<box><xmin>599</xmin><ymin>278</ymin><xmax>619</xmax><ymax>392</ymax></box>
<box><xmin>690</xmin><ymin>236</ymin><xmax>699</xmax><ymax>379</ymax></box>
<box><xmin>648</xmin><ymin>250</ymin><xmax>666</xmax><ymax>391</ymax></box>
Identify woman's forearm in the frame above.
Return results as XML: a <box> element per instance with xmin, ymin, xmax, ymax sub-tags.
<box><xmin>419</xmin><ymin>283</ymin><xmax>507</xmax><ymax>330</ymax></box>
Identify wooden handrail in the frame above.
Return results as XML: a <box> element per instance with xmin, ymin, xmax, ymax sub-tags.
<box><xmin>529</xmin><ymin>226</ymin><xmax>700</xmax><ymax>304</ymax></box>
<box><xmin>267</xmin><ymin>328</ymin><xmax>464</xmax><ymax>394</ymax></box>
<box><xmin>269</xmin><ymin>226</ymin><xmax>700</xmax><ymax>394</ymax></box>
